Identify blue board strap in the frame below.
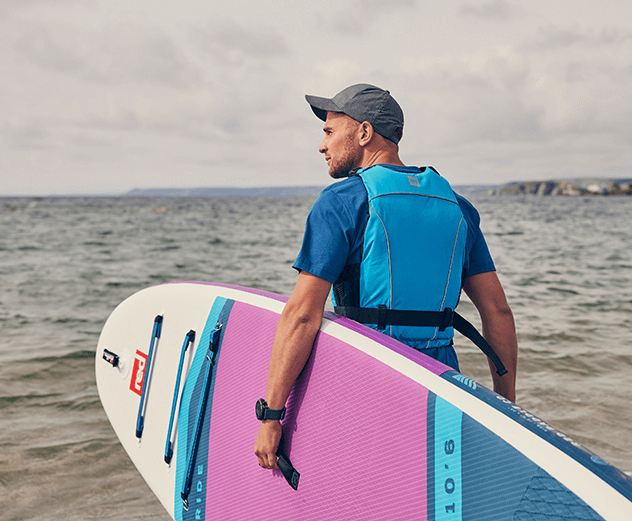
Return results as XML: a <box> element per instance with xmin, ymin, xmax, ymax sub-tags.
<box><xmin>164</xmin><ymin>329</ymin><xmax>196</xmax><ymax>465</ymax></box>
<box><xmin>135</xmin><ymin>315</ymin><xmax>163</xmax><ymax>439</ymax></box>
<box><xmin>181</xmin><ymin>322</ymin><xmax>223</xmax><ymax>509</ymax></box>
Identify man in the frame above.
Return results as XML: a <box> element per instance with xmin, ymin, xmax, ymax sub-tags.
<box><xmin>254</xmin><ymin>84</ymin><xmax>517</xmax><ymax>470</ymax></box>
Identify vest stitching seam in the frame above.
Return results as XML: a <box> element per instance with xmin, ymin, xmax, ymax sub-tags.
<box><xmin>423</xmin><ymin>214</ymin><xmax>464</xmax><ymax>349</ymax></box>
<box><xmin>368</xmin><ymin>205</ymin><xmax>393</xmax><ymax>335</ymax></box>
<box><xmin>368</xmin><ymin>193</ymin><xmax>459</xmax><ymax>206</ymax></box>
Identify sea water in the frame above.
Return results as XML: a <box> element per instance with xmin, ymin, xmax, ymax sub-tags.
<box><xmin>0</xmin><ymin>194</ymin><xmax>630</xmax><ymax>520</ymax></box>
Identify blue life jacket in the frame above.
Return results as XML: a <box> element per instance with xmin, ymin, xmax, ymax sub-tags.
<box><xmin>332</xmin><ymin>165</ymin><xmax>467</xmax><ymax>350</ymax></box>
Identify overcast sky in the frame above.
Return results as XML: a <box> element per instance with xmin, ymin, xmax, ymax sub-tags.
<box><xmin>1</xmin><ymin>0</ymin><xmax>631</xmax><ymax>195</ymax></box>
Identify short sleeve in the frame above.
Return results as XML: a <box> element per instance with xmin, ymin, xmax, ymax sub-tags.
<box><xmin>293</xmin><ymin>185</ymin><xmax>360</xmax><ymax>283</ymax></box>
<box><xmin>456</xmin><ymin>193</ymin><xmax>496</xmax><ymax>277</ymax></box>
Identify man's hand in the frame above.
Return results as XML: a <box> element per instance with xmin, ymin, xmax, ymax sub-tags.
<box><xmin>254</xmin><ymin>420</ymin><xmax>283</xmax><ymax>469</ymax></box>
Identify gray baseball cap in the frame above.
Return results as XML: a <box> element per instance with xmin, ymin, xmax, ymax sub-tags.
<box><xmin>305</xmin><ymin>83</ymin><xmax>404</xmax><ymax>144</ymax></box>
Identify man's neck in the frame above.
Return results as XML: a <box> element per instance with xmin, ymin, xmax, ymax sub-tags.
<box><xmin>359</xmin><ymin>149</ymin><xmax>405</xmax><ymax>169</ymax></box>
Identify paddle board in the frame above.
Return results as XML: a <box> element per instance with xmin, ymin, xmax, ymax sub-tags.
<box><xmin>95</xmin><ymin>282</ymin><xmax>632</xmax><ymax>520</ymax></box>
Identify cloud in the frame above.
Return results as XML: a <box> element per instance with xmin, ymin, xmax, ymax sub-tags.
<box><xmin>510</xmin><ymin>25</ymin><xmax>632</xmax><ymax>140</ymax></box>
<box><xmin>401</xmin><ymin>16</ymin><xmax>632</xmax><ymax>147</ymax></box>
<box><xmin>4</xmin><ymin>120</ymin><xmax>49</xmax><ymax>149</ymax></box>
<box><xmin>459</xmin><ymin>0</ymin><xmax>519</xmax><ymax>21</ymax></box>
<box><xmin>2</xmin><ymin>0</ymin><xmax>632</xmax><ymax>194</ymax></box>
<box><xmin>522</xmin><ymin>25</ymin><xmax>632</xmax><ymax>53</ymax></box>
<box><xmin>401</xmin><ymin>50</ymin><xmax>546</xmax><ymax>146</ymax></box>
<box><xmin>192</xmin><ymin>22</ymin><xmax>289</xmax><ymax>66</ymax></box>
<box><xmin>319</xmin><ymin>0</ymin><xmax>419</xmax><ymax>36</ymax></box>
<box><xmin>13</xmin><ymin>23</ymin><xmax>87</xmax><ymax>74</ymax></box>
<box><xmin>85</xmin><ymin>28</ymin><xmax>205</xmax><ymax>89</ymax></box>
<box><xmin>11</xmin><ymin>19</ymin><xmax>204</xmax><ymax>89</ymax></box>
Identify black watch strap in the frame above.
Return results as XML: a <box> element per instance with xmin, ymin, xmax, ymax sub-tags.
<box><xmin>256</xmin><ymin>398</ymin><xmax>286</xmax><ymax>421</ymax></box>
<box><xmin>264</xmin><ymin>407</ymin><xmax>285</xmax><ymax>421</ymax></box>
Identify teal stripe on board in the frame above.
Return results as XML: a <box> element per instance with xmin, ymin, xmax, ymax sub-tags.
<box><xmin>434</xmin><ymin>396</ymin><xmax>463</xmax><ymax>521</ymax></box>
<box><xmin>174</xmin><ymin>297</ymin><xmax>227</xmax><ymax>521</ymax></box>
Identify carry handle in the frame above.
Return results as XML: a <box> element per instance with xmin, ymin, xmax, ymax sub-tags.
<box><xmin>135</xmin><ymin>315</ymin><xmax>163</xmax><ymax>439</ymax></box>
<box><xmin>277</xmin><ymin>433</ymin><xmax>300</xmax><ymax>490</ymax></box>
<box><xmin>164</xmin><ymin>330</ymin><xmax>196</xmax><ymax>465</ymax></box>
<box><xmin>181</xmin><ymin>323</ymin><xmax>222</xmax><ymax>510</ymax></box>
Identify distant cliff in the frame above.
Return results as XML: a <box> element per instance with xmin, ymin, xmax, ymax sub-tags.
<box><xmin>124</xmin><ymin>184</ymin><xmax>496</xmax><ymax>198</ymax></box>
<box><xmin>493</xmin><ymin>178</ymin><xmax>632</xmax><ymax>196</ymax></box>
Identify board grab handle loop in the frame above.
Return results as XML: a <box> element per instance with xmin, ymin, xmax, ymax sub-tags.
<box><xmin>181</xmin><ymin>321</ymin><xmax>223</xmax><ymax>509</ymax></box>
<box><xmin>277</xmin><ymin>433</ymin><xmax>300</xmax><ymax>490</ymax></box>
<box><xmin>164</xmin><ymin>329</ymin><xmax>196</xmax><ymax>465</ymax></box>
<box><xmin>135</xmin><ymin>315</ymin><xmax>163</xmax><ymax>439</ymax></box>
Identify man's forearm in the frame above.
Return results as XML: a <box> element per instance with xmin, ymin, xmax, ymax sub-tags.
<box><xmin>254</xmin><ymin>272</ymin><xmax>332</xmax><ymax>469</ymax></box>
<box><xmin>264</xmin><ymin>300</ymin><xmax>324</xmax><ymax>409</ymax></box>
<box><xmin>463</xmin><ymin>271</ymin><xmax>518</xmax><ymax>402</ymax></box>
<box><xmin>481</xmin><ymin>307</ymin><xmax>518</xmax><ymax>402</ymax></box>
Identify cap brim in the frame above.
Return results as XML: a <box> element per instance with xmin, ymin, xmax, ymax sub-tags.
<box><xmin>305</xmin><ymin>94</ymin><xmax>341</xmax><ymax>122</ymax></box>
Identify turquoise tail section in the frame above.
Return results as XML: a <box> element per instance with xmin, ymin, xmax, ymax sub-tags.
<box><xmin>175</xmin><ymin>297</ymin><xmax>229</xmax><ymax>521</ymax></box>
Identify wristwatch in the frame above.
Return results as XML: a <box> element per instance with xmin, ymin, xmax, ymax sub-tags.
<box><xmin>255</xmin><ymin>398</ymin><xmax>286</xmax><ymax>421</ymax></box>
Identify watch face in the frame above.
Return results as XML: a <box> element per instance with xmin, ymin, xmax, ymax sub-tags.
<box><xmin>255</xmin><ymin>398</ymin><xmax>266</xmax><ymax>420</ymax></box>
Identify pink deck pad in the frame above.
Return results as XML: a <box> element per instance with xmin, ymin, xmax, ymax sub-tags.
<box><xmin>203</xmin><ymin>301</ymin><xmax>432</xmax><ymax>520</ymax></box>
<box><xmin>172</xmin><ymin>281</ymin><xmax>450</xmax><ymax>376</ymax></box>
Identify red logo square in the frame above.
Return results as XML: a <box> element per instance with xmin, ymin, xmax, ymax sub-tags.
<box><xmin>129</xmin><ymin>350</ymin><xmax>148</xmax><ymax>396</ymax></box>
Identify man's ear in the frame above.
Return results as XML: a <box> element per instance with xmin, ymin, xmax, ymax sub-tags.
<box><xmin>358</xmin><ymin>121</ymin><xmax>374</xmax><ymax>147</ymax></box>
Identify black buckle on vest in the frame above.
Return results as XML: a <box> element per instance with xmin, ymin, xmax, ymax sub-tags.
<box><xmin>377</xmin><ymin>305</ymin><xmax>387</xmax><ymax>330</ymax></box>
<box><xmin>439</xmin><ymin>308</ymin><xmax>453</xmax><ymax>332</ymax></box>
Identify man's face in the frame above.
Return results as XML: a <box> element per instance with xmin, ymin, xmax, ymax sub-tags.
<box><xmin>318</xmin><ymin>112</ymin><xmax>362</xmax><ymax>179</ymax></box>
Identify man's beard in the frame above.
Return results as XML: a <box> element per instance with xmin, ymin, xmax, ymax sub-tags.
<box><xmin>328</xmin><ymin>144</ymin><xmax>361</xmax><ymax>179</ymax></box>
<box><xmin>330</xmin><ymin>159</ymin><xmax>355</xmax><ymax>179</ymax></box>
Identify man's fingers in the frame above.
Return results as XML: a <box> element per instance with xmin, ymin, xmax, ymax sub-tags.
<box><xmin>257</xmin><ymin>452</ymin><xmax>279</xmax><ymax>469</ymax></box>
<box><xmin>254</xmin><ymin>444</ymin><xmax>279</xmax><ymax>469</ymax></box>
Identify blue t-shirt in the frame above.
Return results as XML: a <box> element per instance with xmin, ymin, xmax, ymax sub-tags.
<box><xmin>293</xmin><ymin>165</ymin><xmax>495</xmax><ymax>286</ymax></box>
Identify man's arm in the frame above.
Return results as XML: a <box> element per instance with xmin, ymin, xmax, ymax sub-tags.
<box><xmin>254</xmin><ymin>271</ymin><xmax>332</xmax><ymax>469</ymax></box>
<box><xmin>463</xmin><ymin>271</ymin><xmax>518</xmax><ymax>402</ymax></box>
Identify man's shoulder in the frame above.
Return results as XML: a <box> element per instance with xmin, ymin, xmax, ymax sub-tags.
<box><xmin>307</xmin><ymin>176</ymin><xmax>369</xmax><ymax>228</ymax></box>
<box><xmin>453</xmin><ymin>192</ymin><xmax>481</xmax><ymax>227</ymax></box>
<box><xmin>316</xmin><ymin>176</ymin><xmax>367</xmax><ymax>206</ymax></box>
<box><xmin>321</xmin><ymin>175</ymin><xmax>366</xmax><ymax>195</ymax></box>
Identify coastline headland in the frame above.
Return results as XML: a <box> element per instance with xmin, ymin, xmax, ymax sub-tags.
<box><xmin>492</xmin><ymin>178</ymin><xmax>632</xmax><ymax>196</ymax></box>
<box><xmin>92</xmin><ymin>178</ymin><xmax>631</xmax><ymax>199</ymax></box>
